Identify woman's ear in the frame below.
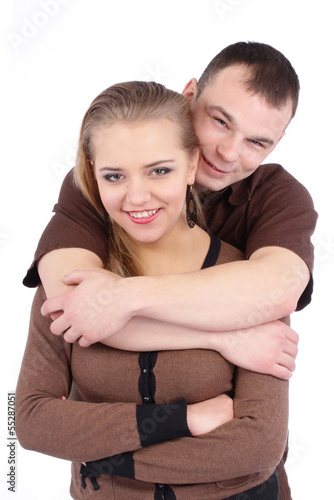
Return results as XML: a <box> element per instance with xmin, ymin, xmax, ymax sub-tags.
<box><xmin>187</xmin><ymin>149</ymin><xmax>199</xmax><ymax>185</ymax></box>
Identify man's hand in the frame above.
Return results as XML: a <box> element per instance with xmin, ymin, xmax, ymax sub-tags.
<box><xmin>187</xmin><ymin>394</ymin><xmax>234</xmax><ymax>436</ymax></box>
<box><xmin>213</xmin><ymin>320</ymin><xmax>299</xmax><ymax>380</ymax></box>
<box><xmin>41</xmin><ymin>269</ymin><xmax>133</xmax><ymax>346</ymax></box>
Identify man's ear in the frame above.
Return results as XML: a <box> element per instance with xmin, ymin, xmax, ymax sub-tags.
<box><xmin>182</xmin><ymin>78</ymin><xmax>198</xmax><ymax>102</ymax></box>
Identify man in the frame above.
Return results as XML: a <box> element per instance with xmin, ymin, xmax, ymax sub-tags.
<box><xmin>24</xmin><ymin>42</ymin><xmax>317</xmax><ymax>499</ymax></box>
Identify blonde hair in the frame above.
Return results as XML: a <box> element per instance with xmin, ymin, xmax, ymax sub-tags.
<box><xmin>75</xmin><ymin>81</ymin><xmax>205</xmax><ymax>277</ymax></box>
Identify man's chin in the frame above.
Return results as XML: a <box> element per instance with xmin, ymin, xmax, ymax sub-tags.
<box><xmin>195</xmin><ymin>170</ymin><xmax>231</xmax><ymax>192</ymax></box>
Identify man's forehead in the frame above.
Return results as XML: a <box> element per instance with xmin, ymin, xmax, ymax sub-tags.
<box><xmin>201</xmin><ymin>64</ymin><xmax>251</xmax><ymax>95</ymax></box>
<box><xmin>197</xmin><ymin>66</ymin><xmax>293</xmax><ymax>134</ymax></box>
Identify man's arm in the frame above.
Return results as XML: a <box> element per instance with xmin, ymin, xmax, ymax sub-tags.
<box><xmin>122</xmin><ymin>245</ymin><xmax>309</xmax><ymax>331</ymax></box>
<box><xmin>105</xmin><ymin>316</ymin><xmax>298</xmax><ymax>380</ymax></box>
<box><xmin>38</xmin><ymin>247</ymin><xmax>105</xmax><ymax>298</ymax></box>
<box><xmin>39</xmin><ymin>247</ymin><xmax>299</xmax><ymax>380</ymax></box>
<box><xmin>42</xmin><ymin>245</ymin><xmax>309</xmax><ymax>334</ymax></box>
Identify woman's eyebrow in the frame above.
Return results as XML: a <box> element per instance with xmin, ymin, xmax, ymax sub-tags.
<box><xmin>144</xmin><ymin>159</ymin><xmax>175</xmax><ymax>169</ymax></box>
<box><xmin>98</xmin><ymin>160</ymin><xmax>175</xmax><ymax>171</ymax></box>
<box><xmin>98</xmin><ymin>166</ymin><xmax>123</xmax><ymax>171</ymax></box>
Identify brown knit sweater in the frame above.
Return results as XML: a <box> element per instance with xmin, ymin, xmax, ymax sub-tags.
<box><xmin>16</xmin><ymin>237</ymin><xmax>288</xmax><ymax>499</ymax></box>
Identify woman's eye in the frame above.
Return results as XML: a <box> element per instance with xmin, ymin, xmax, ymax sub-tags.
<box><xmin>104</xmin><ymin>173</ymin><xmax>124</xmax><ymax>182</ymax></box>
<box><xmin>151</xmin><ymin>168</ymin><xmax>170</xmax><ymax>176</ymax></box>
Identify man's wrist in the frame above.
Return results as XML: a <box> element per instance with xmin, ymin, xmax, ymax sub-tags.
<box><xmin>124</xmin><ymin>275</ymin><xmax>157</xmax><ymax>320</ymax></box>
<box><xmin>208</xmin><ymin>331</ymin><xmax>228</xmax><ymax>354</ymax></box>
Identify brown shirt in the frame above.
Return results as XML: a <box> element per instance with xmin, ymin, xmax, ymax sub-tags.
<box><xmin>23</xmin><ymin>163</ymin><xmax>317</xmax><ymax>310</ymax></box>
<box><xmin>16</xmin><ymin>238</ymin><xmax>289</xmax><ymax>499</ymax></box>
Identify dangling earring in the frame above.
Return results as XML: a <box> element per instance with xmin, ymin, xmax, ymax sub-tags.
<box><xmin>186</xmin><ymin>185</ymin><xmax>197</xmax><ymax>229</ymax></box>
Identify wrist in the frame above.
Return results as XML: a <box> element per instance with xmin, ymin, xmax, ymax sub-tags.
<box><xmin>186</xmin><ymin>404</ymin><xmax>196</xmax><ymax>436</ymax></box>
<box><xmin>208</xmin><ymin>331</ymin><xmax>228</xmax><ymax>355</ymax></box>
<box><xmin>126</xmin><ymin>275</ymin><xmax>157</xmax><ymax>319</ymax></box>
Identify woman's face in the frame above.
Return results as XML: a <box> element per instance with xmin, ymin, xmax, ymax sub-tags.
<box><xmin>93</xmin><ymin>118</ymin><xmax>197</xmax><ymax>245</ymax></box>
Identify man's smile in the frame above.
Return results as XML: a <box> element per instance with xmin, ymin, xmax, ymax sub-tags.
<box><xmin>202</xmin><ymin>154</ymin><xmax>230</xmax><ymax>176</ymax></box>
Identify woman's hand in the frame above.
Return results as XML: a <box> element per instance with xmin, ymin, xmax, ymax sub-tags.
<box><xmin>187</xmin><ymin>394</ymin><xmax>234</xmax><ymax>436</ymax></box>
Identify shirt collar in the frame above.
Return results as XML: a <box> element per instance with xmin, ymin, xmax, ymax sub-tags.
<box><xmin>198</xmin><ymin>165</ymin><xmax>272</xmax><ymax>207</ymax></box>
<box><xmin>199</xmin><ymin>177</ymin><xmax>251</xmax><ymax>207</ymax></box>
<box><xmin>226</xmin><ymin>178</ymin><xmax>251</xmax><ymax>205</ymax></box>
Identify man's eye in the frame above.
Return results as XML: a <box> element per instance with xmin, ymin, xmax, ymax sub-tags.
<box><xmin>249</xmin><ymin>139</ymin><xmax>263</xmax><ymax>147</ymax></box>
<box><xmin>104</xmin><ymin>173</ymin><xmax>124</xmax><ymax>182</ymax></box>
<box><xmin>215</xmin><ymin>117</ymin><xmax>227</xmax><ymax>127</ymax></box>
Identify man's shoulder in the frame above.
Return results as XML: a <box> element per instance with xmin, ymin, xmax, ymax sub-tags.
<box><xmin>224</xmin><ymin>164</ymin><xmax>297</xmax><ymax>206</ymax></box>
<box><xmin>58</xmin><ymin>168</ymin><xmax>80</xmax><ymax>202</ymax></box>
<box><xmin>236</xmin><ymin>163</ymin><xmax>311</xmax><ymax>201</ymax></box>
<box><xmin>249</xmin><ymin>163</ymin><xmax>298</xmax><ymax>187</ymax></box>
<box><xmin>217</xmin><ymin>163</ymin><xmax>314</xmax><ymax>212</ymax></box>
<box><xmin>249</xmin><ymin>163</ymin><xmax>314</xmax><ymax>203</ymax></box>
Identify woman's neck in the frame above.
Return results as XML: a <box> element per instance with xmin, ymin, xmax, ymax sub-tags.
<box><xmin>133</xmin><ymin>223</ymin><xmax>211</xmax><ymax>276</ymax></box>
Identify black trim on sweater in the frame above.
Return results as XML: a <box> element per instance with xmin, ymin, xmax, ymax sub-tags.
<box><xmin>202</xmin><ymin>233</ymin><xmax>222</xmax><ymax>269</ymax></box>
<box><xmin>154</xmin><ymin>483</ymin><xmax>177</xmax><ymax>499</ymax></box>
<box><xmin>137</xmin><ymin>399</ymin><xmax>191</xmax><ymax>448</ymax></box>
<box><xmin>138</xmin><ymin>351</ymin><xmax>158</xmax><ymax>404</ymax></box>
<box><xmin>83</xmin><ymin>451</ymin><xmax>135</xmax><ymax>481</ymax></box>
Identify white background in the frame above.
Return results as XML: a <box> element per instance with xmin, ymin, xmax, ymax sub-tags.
<box><xmin>1</xmin><ymin>0</ymin><xmax>333</xmax><ymax>498</ymax></box>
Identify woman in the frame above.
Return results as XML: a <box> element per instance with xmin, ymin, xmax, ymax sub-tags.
<box><xmin>16</xmin><ymin>82</ymin><xmax>287</xmax><ymax>499</ymax></box>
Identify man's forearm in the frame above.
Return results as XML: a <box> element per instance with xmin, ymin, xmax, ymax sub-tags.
<box><xmin>101</xmin><ymin>316</ymin><xmax>298</xmax><ymax>380</ymax></box>
<box><xmin>103</xmin><ymin>316</ymin><xmax>216</xmax><ymax>351</ymax></box>
<box><xmin>39</xmin><ymin>245</ymin><xmax>309</xmax><ymax>333</ymax></box>
<box><xmin>127</xmin><ymin>246</ymin><xmax>309</xmax><ymax>331</ymax></box>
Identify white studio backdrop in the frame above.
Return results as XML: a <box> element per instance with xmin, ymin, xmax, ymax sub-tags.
<box><xmin>1</xmin><ymin>0</ymin><xmax>333</xmax><ymax>498</ymax></box>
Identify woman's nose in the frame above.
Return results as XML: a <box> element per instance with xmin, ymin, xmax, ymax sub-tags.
<box><xmin>125</xmin><ymin>181</ymin><xmax>151</xmax><ymax>206</ymax></box>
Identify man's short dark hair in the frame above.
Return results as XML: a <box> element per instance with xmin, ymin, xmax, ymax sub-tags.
<box><xmin>197</xmin><ymin>42</ymin><xmax>300</xmax><ymax>118</ymax></box>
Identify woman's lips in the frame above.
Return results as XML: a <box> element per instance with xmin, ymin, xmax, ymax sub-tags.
<box><xmin>126</xmin><ymin>208</ymin><xmax>161</xmax><ymax>224</ymax></box>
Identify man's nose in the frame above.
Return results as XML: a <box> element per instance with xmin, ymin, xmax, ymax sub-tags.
<box><xmin>217</xmin><ymin>135</ymin><xmax>240</xmax><ymax>163</ymax></box>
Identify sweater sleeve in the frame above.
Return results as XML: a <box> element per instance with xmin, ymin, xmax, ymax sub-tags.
<box><xmin>15</xmin><ymin>287</ymin><xmax>190</xmax><ymax>463</ymax></box>
<box><xmin>85</xmin><ymin>367</ymin><xmax>288</xmax><ymax>485</ymax></box>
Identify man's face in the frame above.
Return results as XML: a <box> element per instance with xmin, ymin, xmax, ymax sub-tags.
<box><xmin>183</xmin><ymin>65</ymin><xmax>293</xmax><ymax>192</ymax></box>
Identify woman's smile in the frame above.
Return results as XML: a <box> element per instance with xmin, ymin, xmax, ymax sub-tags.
<box><xmin>126</xmin><ymin>208</ymin><xmax>161</xmax><ymax>224</ymax></box>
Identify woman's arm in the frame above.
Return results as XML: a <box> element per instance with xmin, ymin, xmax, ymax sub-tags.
<box><xmin>84</xmin><ymin>367</ymin><xmax>288</xmax><ymax>486</ymax></box>
<box><xmin>15</xmin><ymin>287</ymin><xmax>192</xmax><ymax>463</ymax></box>
<box><xmin>16</xmin><ymin>287</ymin><xmax>234</xmax><ymax>463</ymax></box>
<box><xmin>16</xmin><ymin>287</ymin><xmax>139</xmax><ymax>462</ymax></box>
